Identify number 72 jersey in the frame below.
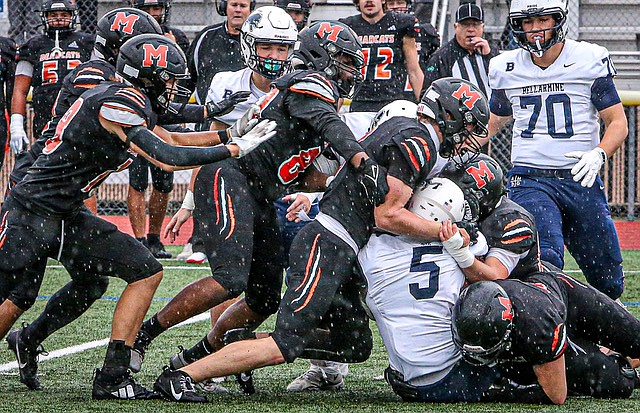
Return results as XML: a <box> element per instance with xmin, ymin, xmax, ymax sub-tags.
<box><xmin>488</xmin><ymin>39</ymin><xmax>618</xmax><ymax>169</ymax></box>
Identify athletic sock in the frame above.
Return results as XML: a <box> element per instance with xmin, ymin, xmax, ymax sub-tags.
<box><xmin>141</xmin><ymin>314</ymin><xmax>167</xmax><ymax>340</ymax></box>
<box><xmin>182</xmin><ymin>335</ymin><xmax>215</xmax><ymax>363</ymax></box>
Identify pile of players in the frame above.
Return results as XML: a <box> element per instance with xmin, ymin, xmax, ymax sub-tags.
<box><xmin>1</xmin><ymin>0</ymin><xmax>638</xmax><ymax>407</ymax></box>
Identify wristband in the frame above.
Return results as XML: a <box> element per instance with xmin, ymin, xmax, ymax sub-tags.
<box><xmin>181</xmin><ymin>189</ymin><xmax>195</xmax><ymax>211</ymax></box>
<box><xmin>442</xmin><ymin>232</ymin><xmax>475</xmax><ymax>268</ymax></box>
<box><xmin>218</xmin><ymin>128</ymin><xmax>229</xmax><ymax>144</ymax></box>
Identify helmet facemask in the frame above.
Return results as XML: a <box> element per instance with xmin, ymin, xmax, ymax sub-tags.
<box><xmin>329</xmin><ymin>48</ymin><xmax>364</xmax><ymax>99</ymax></box>
<box><xmin>510</xmin><ymin>10</ymin><xmax>567</xmax><ymax>57</ymax></box>
<box><xmin>245</xmin><ymin>39</ymin><xmax>295</xmax><ymax>79</ymax></box>
<box><xmin>140</xmin><ymin>69</ymin><xmax>191</xmax><ymax>114</ymax></box>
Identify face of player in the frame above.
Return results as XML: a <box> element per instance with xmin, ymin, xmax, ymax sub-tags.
<box><xmin>165</xmin><ymin>78</ymin><xmax>178</xmax><ymax>102</ymax></box>
<box><xmin>521</xmin><ymin>15</ymin><xmax>556</xmax><ymax>47</ymax></box>
<box><xmin>386</xmin><ymin>0</ymin><xmax>408</xmax><ymax>13</ymax></box>
<box><xmin>256</xmin><ymin>43</ymin><xmax>290</xmax><ymax>61</ymax></box>
<box><xmin>227</xmin><ymin>0</ymin><xmax>252</xmax><ymax>31</ymax></box>
<box><xmin>140</xmin><ymin>5</ymin><xmax>165</xmax><ymax>24</ymax></box>
<box><xmin>454</xmin><ymin>18</ymin><xmax>484</xmax><ymax>52</ymax></box>
<box><xmin>286</xmin><ymin>9</ymin><xmax>306</xmax><ymax>27</ymax></box>
<box><xmin>46</xmin><ymin>11</ymin><xmax>73</xmax><ymax>29</ymax></box>
<box><xmin>359</xmin><ymin>0</ymin><xmax>385</xmax><ymax>19</ymax></box>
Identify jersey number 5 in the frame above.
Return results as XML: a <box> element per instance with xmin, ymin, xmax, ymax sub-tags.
<box><xmin>409</xmin><ymin>245</ymin><xmax>441</xmax><ymax>300</ymax></box>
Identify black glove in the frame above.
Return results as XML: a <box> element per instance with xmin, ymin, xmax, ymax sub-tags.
<box><xmin>456</xmin><ymin>220</ymin><xmax>479</xmax><ymax>243</ymax></box>
<box><xmin>205</xmin><ymin>91</ymin><xmax>251</xmax><ymax>118</ymax></box>
<box><xmin>384</xmin><ymin>367</ymin><xmax>419</xmax><ymax>401</ymax></box>
<box><xmin>481</xmin><ymin>378</ymin><xmax>553</xmax><ymax>404</ymax></box>
<box><xmin>356</xmin><ymin>158</ymin><xmax>389</xmax><ymax>207</ymax></box>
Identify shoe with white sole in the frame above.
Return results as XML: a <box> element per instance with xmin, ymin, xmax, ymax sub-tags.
<box><xmin>176</xmin><ymin>243</ymin><xmax>193</xmax><ymax>261</ymax></box>
<box><xmin>286</xmin><ymin>368</ymin><xmax>344</xmax><ymax>392</ymax></box>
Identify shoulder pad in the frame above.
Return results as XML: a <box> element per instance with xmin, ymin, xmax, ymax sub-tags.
<box><xmin>482</xmin><ymin>209</ymin><xmax>535</xmax><ymax>254</ymax></box>
<box><xmin>275</xmin><ymin>70</ymin><xmax>338</xmax><ymax>104</ymax></box>
<box><xmin>100</xmin><ymin>86</ymin><xmax>152</xmax><ymax>127</ymax></box>
<box><xmin>72</xmin><ymin>63</ymin><xmax>114</xmax><ymax>88</ymax></box>
<box><xmin>391</xmin><ymin>125</ymin><xmax>435</xmax><ymax>175</ymax></box>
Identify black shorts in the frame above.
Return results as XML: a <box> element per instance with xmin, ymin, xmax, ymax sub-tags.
<box><xmin>272</xmin><ymin>221</ymin><xmax>371</xmax><ymax>363</ymax></box>
<box><xmin>128</xmin><ymin>155</ymin><xmax>174</xmax><ymax>193</ymax></box>
<box><xmin>0</xmin><ymin>195</ymin><xmax>162</xmax><ymax>310</ymax></box>
<box><xmin>193</xmin><ymin>160</ymin><xmax>285</xmax><ymax>315</ymax></box>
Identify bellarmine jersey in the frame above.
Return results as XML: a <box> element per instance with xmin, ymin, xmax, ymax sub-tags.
<box><xmin>489</xmin><ymin>39</ymin><xmax>619</xmax><ymax>169</ymax></box>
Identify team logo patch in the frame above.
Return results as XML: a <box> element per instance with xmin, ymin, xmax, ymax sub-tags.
<box><xmin>316</xmin><ymin>22</ymin><xmax>344</xmax><ymax>42</ymax></box>
<box><xmin>110</xmin><ymin>12</ymin><xmax>140</xmax><ymax>34</ymax></box>
<box><xmin>452</xmin><ymin>83</ymin><xmax>482</xmax><ymax>110</ymax></box>
<box><xmin>142</xmin><ymin>43</ymin><xmax>168</xmax><ymax>68</ymax></box>
<box><xmin>510</xmin><ymin>175</ymin><xmax>522</xmax><ymax>188</ymax></box>
<box><xmin>465</xmin><ymin>160</ymin><xmax>495</xmax><ymax>189</ymax></box>
<box><xmin>498</xmin><ymin>296</ymin><xmax>514</xmax><ymax>322</ymax></box>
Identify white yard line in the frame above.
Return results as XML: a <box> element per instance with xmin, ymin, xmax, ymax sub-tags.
<box><xmin>47</xmin><ymin>265</ymin><xmax>211</xmax><ymax>271</ymax></box>
<box><xmin>0</xmin><ymin>313</ymin><xmax>211</xmax><ymax>372</ymax></box>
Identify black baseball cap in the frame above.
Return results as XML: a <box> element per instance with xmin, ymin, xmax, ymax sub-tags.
<box><xmin>455</xmin><ymin>3</ymin><xmax>484</xmax><ymax>23</ymax></box>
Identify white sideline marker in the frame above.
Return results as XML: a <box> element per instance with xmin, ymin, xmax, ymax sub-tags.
<box><xmin>0</xmin><ymin>313</ymin><xmax>210</xmax><ymax>372</ymax></box>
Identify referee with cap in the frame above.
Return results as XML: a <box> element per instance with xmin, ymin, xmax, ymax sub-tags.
<box><xmin>420</xmin><ymin>2</ymin><xmax>497</xmax><ymax>100</ymax></box>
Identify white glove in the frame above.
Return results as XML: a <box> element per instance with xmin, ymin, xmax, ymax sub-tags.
<box><xmin>10</xmin><ymin>114</ymin><xmax>29</xmax><ymax>154</ymax></box>
<box><xmin>229</xmin><ymin>119</ymin><xmax>277</xmax><ymax>158</ymax></box>
<box><xmin>227</xmin><ymin>104</ymin><xmax>261</xmax><ymax>139</ymax></box>
<box><xmin>442</xmin><ymin>231</ymin><xmax>475</xmax><ymax>268</ymax></box>
<box><xmin>564</xmin><ymin>147</ymin><xmax>607</xmax><ymax>188</ymax></box>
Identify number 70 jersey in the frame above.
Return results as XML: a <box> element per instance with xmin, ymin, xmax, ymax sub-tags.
<box><xmin>488</xmin><ymin>39</ymin><xmax>617</xmax><ymax>169</ymax></box>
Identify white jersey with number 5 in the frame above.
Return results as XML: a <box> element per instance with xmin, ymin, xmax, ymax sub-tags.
<box><xmin>489</xmin><ymin>39</ymin><xmax>617</xmax><ymax>169</ymax></box>
<box><xmin>359</xmin><ymin>234</ymin><xmax>465</xmax><ymax>385</ymax></box>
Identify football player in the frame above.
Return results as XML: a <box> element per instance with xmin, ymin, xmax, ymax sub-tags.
<box><xmin>130</xmin><ymin>0</ymin><xmax>190</xmax><ymax>52</ymax></box>
<box><xmin>274</xmin><ymin>0</ymin><xmax>312</xmax><ymax>31</ymax></box>
<box><xmin>453</xmin><ymin>274</ymin><xmax>640</xmax><ymax>404</ymax></box>
<box><xmin>0</xmin><ymin>33</ymin><xmax>276</xmax><ymax>399</ymax></box>
<box><xmin>151</xmin><ymin>76</ymin><xmax>488</xmax><ymax>403</ymax></box>
<box><xmin>483</xmin><ymin>0</ymin><xmax>627</xmax><ymax>299</ymax></box>
<box><xmin>9</xmin><ymin>0</ymin><xmax>93</xmax><ymax>154</ymax></box>
<box><xmin>339</xmin><ymin>0</ymin><xmax>424</xmax><ymax>111</ymax></box>
<box><xmin>0</xmin><ymin>36</ymin><xmax>16</xmax><ymax>170</ymax></box>
<box><xmin>131</xmin><ymin>22</ymin><xmax>389</xmax><ymax>389</ymax></box>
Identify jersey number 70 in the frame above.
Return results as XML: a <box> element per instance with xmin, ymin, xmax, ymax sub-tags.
<box><xmin>520</xmin><ymin>93</ymin><xmax>574</xmax><ymax>139</ymax></box>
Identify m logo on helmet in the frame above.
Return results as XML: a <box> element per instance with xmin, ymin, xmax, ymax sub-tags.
<box><xmin>316</xmin><ymin>22</ymin><xmax>344</xmax><ymax>42</ymax></box>
<box><xmin>498</xmin><ymin>296</ymin><xmax>513</xmax><ymax>322</ymax></box>
<box><xmin>142</xmin><ymin>44</ymin><xmax>169</xmax><ymax>68</ymax></box>
<box><xmin>466</xmin><ymin>160</ymin><xmax>495</xmax><ymax>189</ymax></box>
<box><xmin>452</xmin><ymin>83</ymin><xmax>482</xmax><ymax>110</ymax></box>
<box><xmin>110</xmin><ymin>12</ymin><xmax>140</xmax><ymax>34</ymax></box>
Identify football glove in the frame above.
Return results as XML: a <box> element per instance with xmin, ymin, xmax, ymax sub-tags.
<box><xmin>565</xmin><ymin>147</ymin><xmax>606</xmax><ymax>188</ymax></box>
<box><xmin>229</xmin><ymin>119</ymin><xmax>277</xmax><ymax>158</ymax></box>
<box><xmin>227</xmin><ymin>104</ymin><xmax>261</xmax><ymax>139</ymax></box>
<box><xmin>384</xmin><ymin>367</ymin><xmax>419</xmax><ymax>401</ymax></box>
<box><xmin>10</xmin><ymin>114</ymin><xmax>29</xmax><ymax>154</ymax></box>
<box><xmin>205</xmin><ymin>91</ymin><xmax>251</xmax><ymax>118</ymax></box>
<box><xmin>356</xmin><ymin>158</ymin><xmax>389</xmax><ymax>207</ymax></box>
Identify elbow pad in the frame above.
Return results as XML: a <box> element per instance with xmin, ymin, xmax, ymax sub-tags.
<box><xmin>126</xmin><ymin>126</ymin><xmax>231</xmax><ymax>167</ymax></box>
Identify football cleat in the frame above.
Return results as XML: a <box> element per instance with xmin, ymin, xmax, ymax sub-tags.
<box><xmin>154</xmin><ymin>368</ymin><xmax>208</xmax><ymax>403</ymax></box>
<box><xmin>147</xmin><ymin>238</ymin><xmax>172</xmax><ymax>259</ymax></box>
<box><xmin>130</xmin><ymin>328</ymin><xmax>153</xmax><ymax>373</ymax></box>
<box><xmin>169</xmin><ymin>346</ymin><xmax>190</xmax><ymax>370</ymax></box>
<box><xmin>286</xmin><ymin>368</ymin><xmax>344</xmax><ymax>392</ymax></box>
<box><xmin>92</xmin><ymin>368</ymin><xmax>161</xmax><ymax>400</ymax></box>
<box><xmin>176</xmin><ymin>243</ymin><xmax>193</xmax><ymax>261</ymax></box>
<box><xmin>186</xmin><ymin>252</ymin><xmax>208</xmax><ymax>264</ymax></box>
<box><xmin>236</xmin><ymin>371</ymin><xmax>256</xmax><ymax>395</ymax></box>
<box><xmin>196</xmin><ymin>378</ymin><xmax>229</xmax><ymax>394</ymax></box>
<box><xmin>6</xmin><ymin>327</ymin><xmax>48</xmax><ymax>391</ymax></box>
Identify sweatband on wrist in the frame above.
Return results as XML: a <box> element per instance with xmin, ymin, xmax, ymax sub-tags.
<box><xmin>218</xmin><ymin>128</ymin><xmax>229</xmax><ymax>144</ymax></box>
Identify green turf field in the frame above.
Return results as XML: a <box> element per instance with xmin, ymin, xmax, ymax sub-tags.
<box><xmin>1</xmin><ymin>250</ymin><xmax>640</xmax><ymax>413</ymax></box>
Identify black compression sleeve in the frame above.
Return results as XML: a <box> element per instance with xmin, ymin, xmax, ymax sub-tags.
<box><xmin>126</xmin><ymin>126</ymin><xmax>231</xmax><ymax>166</ymax></box>
<box><xmin>160</xmin><ymin>103</ymin><xmax>205</xmax><ymax>124</ymax></box>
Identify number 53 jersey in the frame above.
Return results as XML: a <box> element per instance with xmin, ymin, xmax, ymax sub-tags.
<box><xmin>488</xmin><ymin>39</ymin><xmax>620</xmax><ymax>169</ymax></box>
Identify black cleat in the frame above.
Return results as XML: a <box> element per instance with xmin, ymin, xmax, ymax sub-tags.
<box><xmin>6</xmin><ymin>327</ymin><xmax>47</xmax><ymax>390</ymax></box>
<box><xmin>236</xmin><ymin>371</ymin><xmax>256</xmax><ymax>395</ymax></box>
<box><xmin>147</xmin><ymin>237</ymin><xmax>172</xmax><ymax>259</ymax></box>
<box><xmin>92</xmin><ymin>368</ymin><xmax>161</xmax><ymax>400</ymax></box>
<box><xmin>154</xmin><ymin>368</ymin><xmax>208</xmax><ymax>403</ymax></box>
<box><xmin>130</xmin><ymin>328</ymin><xmax>153</xmax><ymax>373</ymax></box>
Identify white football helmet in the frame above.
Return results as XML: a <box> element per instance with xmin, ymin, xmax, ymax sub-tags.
<box><xmin>409</xmin><ymin>177</ymin><xmax>466</xmax><ymax>223</ymax></box>
<box><xmin>241</xmin><ymin>6</ymin><xmax>298</xmax><ymax>79</ymax></box>
<box><xmin>509</xmin><ymin>0</ymin><xmax>568</xmax><ymax>57</ymax></box>
<box><xmin>369</xmin><ymin>99</ymin><xmax>418</xmax><ymax>132</ymax></box>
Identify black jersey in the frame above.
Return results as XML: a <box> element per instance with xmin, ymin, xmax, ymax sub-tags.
<box><xmin>320</xmin><ymin>116</ymin><xmax>438</xmax><ymax>247</ymax></box>
<box><xmin>339</xmin><ymin>12</ymin><xmax>416</xmax><ymax>105</ymax></box>
<box><xmin>238</xmin><ymin>70</ymin><xmax>364</xmax><ymax>203</ymax></box>
<box><xmin>480</xmin><ymin>197</ymin><xmax>542</xmax><ymax>279</ymax></box>
<box><xmin>186</xmin><ymin>22</ymin><xmax>244</xmax><ymax>104</ymax></box>
<box><xmin>495</xmin><ymin>274</ymin><xmax>568</xmax><ymax>365</ymax></box>
<box><xmin>10</xmin><ymin>82</ymin><xmax>156</xmax><ymax>218</ymax></box>
<box><xmin>0</xmin><ymin>36</ymin><xmax>16</xmax><ymax>167</ymax></box>
<box><xmin>17</xmin><ymin>30</ymin><xmax>93</xmax><ymax>137</ymax></box>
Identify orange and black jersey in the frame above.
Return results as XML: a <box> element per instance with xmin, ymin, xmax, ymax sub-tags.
<box><xmin>10</xmin><ymin>82</ymin><xmax>156</xmax><ymax>218</ymax></box>
<box><xmin>17</xmin><ymin>31</ymin><xmax>93</xmax><ymax>136</ymax></box>
<box><xmin>320</xmin><ymin>116</ymin><xmax>438</xmax><ymax>248</ymax></box>
<box><xmin>339</xmin><ymin>12</ymin><xmax>416</xmax><ymax>104</ymax></box>
<box><xmin>237</xmin><ymin>70</ymin><xmax>365</xmax><ymax>203</ymax></box>
<box><xmin>0</xmin><ymin>36</ymin><xmax>16</xmax><ymax>113</ymax></box>
<box><xmin>481</xmin><ymin>197</ymin><xmax>542</xmax><ymax>279</ymax></box>
<box><xmin>495</xmin><ymin>274</ymin><xmax>569</xmax><ymax>365</ymax></box>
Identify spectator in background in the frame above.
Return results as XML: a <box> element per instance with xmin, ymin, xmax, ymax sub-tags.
<box><xmin>340</xmin><ymin>0</ymin><xmax>424</xmax><ymax>111</ymax></box>
<box><xmin>131</xmin><ymin>0</ymin><xmax>190</xmax><ymax>52</ymax></box>
<box><xmin>421</xmin><ymin>3</ymin><xmax>496</xmax><ymax>100</ymax></box>
<box><xmin>0</xmin><ymin>37</ymin><xmax>16</xmax><ymax>171</ymax></box>
<box><xmin>8</xmin><ymin>0</ymin><xmax>41</xmax><ymax>45</ymax></box>
<box><xmin>274</xmin><ymin>0</ymin><xmax>312</xmax><ymax>31</ymax></box>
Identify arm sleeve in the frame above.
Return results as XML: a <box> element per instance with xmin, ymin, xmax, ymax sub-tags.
<box><xmin>591</xmin><ymin>76</ymin><xmax>621</xmax><ymax>111</ymax></box>
<box><xmin>126</xmin><ymin>125</ymin><xmax>231</xmax><ymax>166</ymax></box>
<box><xmin>159</xmin><ymin>103</ymin><xmax>205</xmax><ymax>124</ymax></box>
<box><xmin>490</xmin><ymin>89</ymin><xmax>513</xmax><ymax>116</ymax></box>
<box><xmin>286</xmin><ymin>92</ymin><xmax>364</xmax><ymax>161</ymax></box>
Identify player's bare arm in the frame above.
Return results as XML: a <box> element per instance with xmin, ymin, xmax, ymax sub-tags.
<box><xmin>533</xmin><ymin>356</ymin><xmax>568</xmax><ymax>405</ymax></box>
<box><xmin>598</xmin><ymin>102</ymin><xmax>628</xmax><ymax>157</ymax></box>
<box><xmin>402</xmin><ymin>35</ymin><xmax>424</xmax><ymax>99</ymax></box>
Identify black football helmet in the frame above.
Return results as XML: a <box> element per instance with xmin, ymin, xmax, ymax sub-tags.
<box><xmin>130</xmin><ymin>0</ymin><xmax>172</xmax><ymax>25</ymax></box>
<box><xmin>116</xmin><ymin>34</ymin><xmax>190</xmax><ymax>114</ymax></box>
<box><xmin>40</xmin><ymin>0</ymin><xmax>77</xmax><ymax>32</ymax></box>
<box><xmin>293</xmin><ymin>21</ymin><xmax>364</xmax><ymax>99</ymax></box>
<box><xmin>509</xmin><ymin>0</ymin><xmax>568</xmax><ymax>58</ymax></box>
<box><xmin>452</xmin><ymin>281</ymin><xmax>514</xmax><ymax>367</ymax></box>
<box><xmin>440</xmin><ymin>153</ymin><xmax>505</xmax><ymax>221</ymax></box>
<box><xmin>274</xmin><ymin>0</ymin><xmax>311</xmax><ymax>30</ymax></box>
<box><xmin>418</xmin><ymin>77</ymin><xmax>489</xmax><ymax>160</ymax></box>
<box><xmin>95</xmin><ymin>8</ymin><xmax>163</xmax><ymax>65</ymax></box>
